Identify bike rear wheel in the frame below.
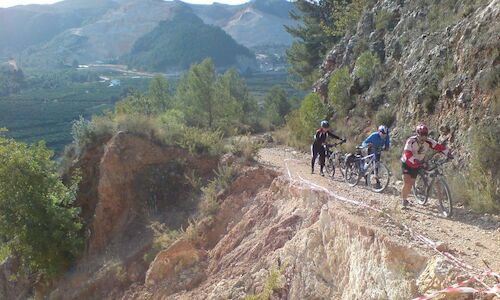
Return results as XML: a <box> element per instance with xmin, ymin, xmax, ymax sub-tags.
<box><xmin>367</xmin><ymin>162</ymin><xmax>390</xmax><ymax>193</ymax></box>
<box><xmin>337</xmin><ymin>154</ymin><xmax>346</xmax><ymax>179</ymax></box>
<box><xmin>413</xmin><ymin>174</ymin><xmax>428</xmax><ymax>205</ymax></box>
<box><xmin>345</xmin><ymin>163</ymin><xmax>360</xmax><ymax>187</ymax></box>
<box><xmin>431</xmin><ymin>177</ymin><xmax>453</xmax><ymax>218</ymax></box>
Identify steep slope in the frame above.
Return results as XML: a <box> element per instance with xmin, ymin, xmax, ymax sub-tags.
<box><xmin>314</xmin><ymin>0</ymin><xmax>499</xmax><ymax>157</ymax></box>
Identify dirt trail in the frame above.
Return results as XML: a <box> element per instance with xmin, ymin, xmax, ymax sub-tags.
<box><xmin>258</xmin><ymin>146</ymin><xmax>500</xmax><ymax>274</ymax></box>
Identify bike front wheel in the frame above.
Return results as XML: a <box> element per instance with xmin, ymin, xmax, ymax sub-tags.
<box><xmin>413</xmin><ymin>174</ymin><xmax>428</xmax><ymax>205</ymax></box>
<box><xmin>367</xmin><ymin>162</ymin><xmax>390</xmax><ymax>193</ymax></box>
<box><xmin>325</xmin><ymin>157</ymin><xmax>336</xmax><ymax>178</ymax></box>
<box><xmin>431</xmin><ymin>177</ymin><xmax>453</xmax><ymax>218</ymax></box>
<box><xmin>345</xmin><ymin>163</ymin><xmax>360</xmax><ymax>187</ymax></box>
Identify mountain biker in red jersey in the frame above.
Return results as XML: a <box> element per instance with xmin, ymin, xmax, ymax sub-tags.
<box><xmin>400</xmin><ymin>124</ymin><xmax>453</xmax><ymax>208</ymax></box>
<box><xmin>311</xmin><ymin>120</ymin><xmax>345</xmax><ymax>176</ymax></box>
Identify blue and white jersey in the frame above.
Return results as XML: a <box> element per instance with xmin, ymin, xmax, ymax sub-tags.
<box><xmin>362</xmin><ymin>131</ymin><xmax>390</xmax><ymax>150</ymax></box>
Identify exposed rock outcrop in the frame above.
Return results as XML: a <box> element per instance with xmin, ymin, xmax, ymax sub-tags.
<box><xmin>47</xmin><ymin>132</ymin><xmax>219</xmax><ymax>300</ymax></box>
<box><xmin>315</xmin><ymin>0</ymin><xmax>499</xmax><ymax>155</ymax></box>
<box><xmin>119</xmin><ymin>172</ymin><xmax>481</xmax><ymax>300</ymax></box>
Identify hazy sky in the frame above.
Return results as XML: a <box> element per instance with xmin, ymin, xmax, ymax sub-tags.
<box><xmin>0</xmin><ymin>0</ymin><xmax>251</xmax><ymax>8</ymax></box>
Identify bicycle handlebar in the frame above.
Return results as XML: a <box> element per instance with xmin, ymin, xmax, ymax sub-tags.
<box><xmin>324</xmin><ymin>140</ymin><xmax>346</xmax><ymax>148</ymax></box>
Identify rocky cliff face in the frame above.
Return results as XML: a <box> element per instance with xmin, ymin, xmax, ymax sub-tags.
<box><xmin>122</xmin><ymin>172</ymin><xmax>481</xmax><ymax>299</ymax></box>
<box><xmin>315</xmin><ymin>0</ymin><xmax>499</xmax><ymax>153</ymax></box>
<box><xmin>47</xmin><ymin>132</ymin><xmax>219</xmax><ymax>300</ymax></box>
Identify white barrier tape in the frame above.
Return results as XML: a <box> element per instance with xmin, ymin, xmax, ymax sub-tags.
<box><xmin>282</xmin><ymin>156</ymin><xmax>499</xmax><ymax>296</ymax></box>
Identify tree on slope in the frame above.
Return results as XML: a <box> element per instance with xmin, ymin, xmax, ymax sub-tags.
<box><xmin>0</xmin><ymin>132</ymin><xmax>83</xmax><ymax>277</ymax></box>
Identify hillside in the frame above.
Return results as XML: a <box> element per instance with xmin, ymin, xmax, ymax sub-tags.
<box><xmin>19</xmin><ymin>0</ymin><xmax>186</xmax><ymax>68</ymax></box>
<box><xmin>190</xmin><ymin>0</ymin><xmax>296</xmax><ymax>47</ymax></box>
<box><xmin>122</xmin><ymin>12</ymin><xmax>255</xmax><ymax>72</ymax></box>
<box><xmin>2</xmin><ymin>0</ymin><xmax>295</xmax><ymax>69</ymax></box>
<box><xmin>0</xmin><ymin>0</ymin><xmax>118</xmax><ymax>57</ymax></box>
<box><xmin>313</xmin><ymin>0</ymin><xmax>499</xmax><ymax>151</ymax></box>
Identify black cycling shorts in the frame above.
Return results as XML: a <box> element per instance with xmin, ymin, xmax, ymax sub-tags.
<box><xmin>401</xmin><ymin>162</ymin><xmax>419</xmax><ymax>178</ymax></box>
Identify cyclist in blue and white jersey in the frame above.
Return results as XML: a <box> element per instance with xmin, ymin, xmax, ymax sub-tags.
<box><xmin>362</xmin><ymin>125</ymin><xmax>390</xmax><ymax>161</ymax></box>
<box><xmin>361</xmin><ymin>125</ymin><xmax>390</xmax><ymax>188</ymax></box>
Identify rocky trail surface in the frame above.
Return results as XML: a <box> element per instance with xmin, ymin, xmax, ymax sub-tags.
<box><xmin>258</xmin><ymin>146</ymin><xmax>500</xmax><ymax>285</ymax></box>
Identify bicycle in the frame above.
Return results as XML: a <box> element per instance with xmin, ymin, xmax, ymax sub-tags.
<box><xmin>412</xmin><ymin>153</ymin><xmax>453</xmax><ymax>218</ymax></box>
<box><xmin>323</xmin><ymin>141</ymin><xmax>347</xmax><ymax>179</ymax></box>
<box><xmin>344</xmin><ymin>146</ymin><xmax>391</xmax><ymax>193</ymax></box>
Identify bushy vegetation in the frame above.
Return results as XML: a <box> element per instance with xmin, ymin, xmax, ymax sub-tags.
<box><xmin>353</xmin><ymin>51</ymin><xmax>381</xmax><ymax>89</ymax></box>
<box><xmin>374</xmin><ymin>9</ymin><xmax>396</xmax><ymax>31</ymax></box>
<box><xmin>375</xmin><ymin>108</ymin><xmax>396</xmax><ymax>128</ymax></box>
<box><xmin>328</xmin><ymin>67</ymin><xmax>354</xmax><ymax>115</ymax></box>
<box><xmin>124</xmin><ymin>12</ymin><xmax>253</xmax><ymax>71</ymax></box>
<box><xmin>454</xmin><ymin>125</ymin><xmax>500</xmax><ymax>213</ymax></box>
<box><xmin>285</xmin><ymin>0</ymin><xmax>373</xmax><ymax>89</ymax></box>
<box><xmin>143</xmin><ymin>222</ymin><xmax>181</xmax><ymax>264</ymax></box>
<box><xmin>285</xmin><ymin>93</ymin><xmax>329</xmax><ymax>148</ymax></box>
<box><xmin>197</xmin><ymin>164</ymin><xmax>237</xmax><ymax>223</ymax></box>
<box><xmin>263</xmin><ymin>85</ymin><xmax>291</xmax><ymax>127</ymax></box>
<box><xmin>115</xmin><ymin>76</ymin><xmax>171</xmax><ymax>116</ymax></box>
<box><xmin>244</xmin><ymin>264</ymin><xmax>286</xmax><ymax>300</ymax></box>
<box><xmin>174</xmin><ymin>60</ymin><xmax>258</xmax><ymax>132</ymax></box>
<box><xmin>230</xmin><ymin>135</ymin><xmax>262</xmax><ymax>162</ymax></box>
<box><xmin>0</xmin><ymin>132</ymin><xmax>83</xmax><ymax>277</ymax></box>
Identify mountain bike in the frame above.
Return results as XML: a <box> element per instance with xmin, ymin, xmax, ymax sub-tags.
<box><xmin>323</xmin><ymin>141</ymin><xmax>347</xmax><ymax>179</ymax></box>
<box><xmin>412</xmin><ymin>153</ymin><xmax>453</xmax><ymax>218</ymax></box>
<box><xmin>344</xmin><ymin>146</ymin><xmax>391</xmax><ymax>193</ymax></box>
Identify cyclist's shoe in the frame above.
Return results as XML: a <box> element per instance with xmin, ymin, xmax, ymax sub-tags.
<box><xmin>320</xmin><ymin>170</ymin><xmax>325</xmax><ymax>176</ymax></box>
<box><xmin>401</xmin><ymin>199</ymin><xmax>410</xmax><ymax>209</ymax></box>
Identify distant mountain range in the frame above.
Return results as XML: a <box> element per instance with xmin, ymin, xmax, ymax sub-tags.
<box><xmin>0</xmin><ymin>0</ymin><xmax>296</xmax><ymax>70</ymax></box>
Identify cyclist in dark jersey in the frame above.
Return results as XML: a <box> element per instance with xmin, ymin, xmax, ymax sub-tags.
<box><xmin>311</xmin><ymin>120</ymin><xmax>345</xmax><ymax>176</ymax></box>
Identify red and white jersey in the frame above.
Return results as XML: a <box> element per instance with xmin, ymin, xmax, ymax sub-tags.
<box><xmin>401</xmin><ymin>135</ymin><xmax>449</xmax><ymax>168</ymax></box>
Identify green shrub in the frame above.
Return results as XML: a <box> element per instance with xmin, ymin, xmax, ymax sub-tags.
<box><xmin>374</xmin><ymin>10</ymin><xmax>394</xmax><ymax>31</ymax></box>
<box><xmin>423</xmin><ymin>85</ymin><xmax>440</xmax><ymax>113</ymax></box>
<box><xmin>199</xmin><ymin>183</ymin><xmax>220</xmax><ymax>218</ymax></box>
<box><xmin>144</xmin><ymin>222</ymin><xmax>181</xmax><ymax>264</ymax></box>
<box><xmin>353</xmin><ymin>51</ymin><xmax>381</xmax><ymax>89</ymax></box>
<box><xmin>198</xmin><ymin>164</ymin><xmax>237</xmax><ymax>219</ymax></box>
<box><xmin>0</xmin><ymin>137</ymin><xmax>83</xmax><ymax>277</ymax></box>
<box><xmin>231</xmin><ymin>135</ymin><xmax>262</xmax><ymax>162</ymax></box>
<box><xmin>114</xmin><ymin>264</ymin><xmax>128</xmax><ymax>283</ymax></box>
<box><xmin>71</xmin><ymin>116</ymin><xmax>95</xmax><ymax>150</ymax></box>
<box><xmin>478</xmin><ymin>64</ymin><xmax>500</xmax><ymax>92</ymax></box>
<box><xmin>458</xmin><ymin>125</ymin><xmax>500</xmax><ymax>213</ymax></box>
<box><xmin>328</xmin><ymin>67</ymin><xmax>354</xmax><ymax>115</ymax></box>
<box><xmin>286</xmin><ymin>93</ymin><xmax>329</xmax><ymax>149</ymax></box>
<box><xmin>0</xmin><ymin>243</ymin><xmax>8</xmax><ymax>263</ymax></box>
<box><xmin>158</xmin><ymin>109</ymin><xmax>186</xmax><ymax>127</ymax></box>
<box><xmin>352</xmin><ymin>40</ymin><xmax>368</xmax><ymax>61</ymax></box>
<box><xmin>376</xmin><ymin>108</ymin><xmax>396</xmax><ymax>128</ymax></box>
<box><xmin>177</xmin><ymin>127</ymin><xmax>225</xmax><ymax>156</ymax></box>
<box><xmin>71</xmin><ymin>115</ymin><xmax>117</xmax><ymax>153</ymax></box>
<box><xmin>244</xmin><ymin>264</ymin><xmax>286</xmax><ymax>300</ymax></box>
